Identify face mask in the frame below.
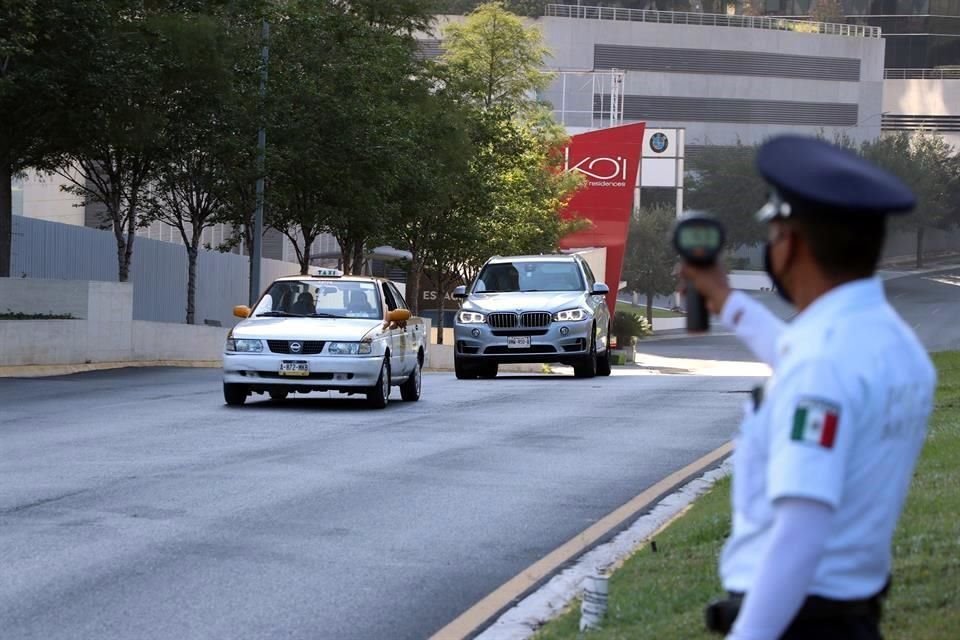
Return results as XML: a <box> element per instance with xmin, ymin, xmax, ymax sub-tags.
<box><xmin>764</xmin><ymin>243</ymin><xmax>794</xmax><ymax>305</ymax></box>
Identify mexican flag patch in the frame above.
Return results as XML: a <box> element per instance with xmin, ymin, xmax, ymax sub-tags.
<box><xmin>791</xmin><ymin>399</ymin><xmax>839</xmax><ymax>449</ymax></box>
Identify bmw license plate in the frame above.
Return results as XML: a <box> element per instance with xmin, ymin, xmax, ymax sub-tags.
<box><xmin>279</xmin><ymin>360</ymin><xmax>309</xmax><ymax>377</ymax></box>
<box><xmin>507</xmin><ymin>336</ymin><xmax>531</xmax><ymax>349</ymax></box>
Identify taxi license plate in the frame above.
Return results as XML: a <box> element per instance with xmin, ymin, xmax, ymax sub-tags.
<box><xmin>279</xmin><ymin>360</ymin><xmax>309</xmax><ymax>377</ymax></box>
<box><xmin>507</xmin><ymin>336</ymin><xmax>530</xmax><ymax>349</ymax></box>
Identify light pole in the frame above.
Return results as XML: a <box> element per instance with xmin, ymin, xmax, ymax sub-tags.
<box><xmin>250</xmin><ymin>18</ymin><xmax>269</xmax><ymax>307</ymax></box>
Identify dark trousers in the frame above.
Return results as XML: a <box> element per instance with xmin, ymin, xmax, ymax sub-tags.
<box><xmin>780</xmin><ymin>617</ymin><xmax>882</xmax><ymax>640</ymax></box>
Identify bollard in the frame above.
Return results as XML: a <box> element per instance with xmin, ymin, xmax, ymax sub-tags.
<box><xmin>579</xmin><ymin>573</ymin><xmax>609</xmax><ymax>631</ymax></box>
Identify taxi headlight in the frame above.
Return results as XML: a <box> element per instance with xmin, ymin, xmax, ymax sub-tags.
<box><xmin>328</xmin><ymin>342</ymin><xmax>373</xmax><ymax>355</ymax></box>
<box><xmin>457</xmin><ymin>310</ymin><xmax>486</xmax><ymax>324</ymax></box>
<box><xmin>553</xmin><ymin>308</ymin><xmax>587</xmax><ymax>322</ymax></box>
<box><xmin>226</xmin><ymin>338</ymin><xmax>263</xmax><ymax>353</ymax></box>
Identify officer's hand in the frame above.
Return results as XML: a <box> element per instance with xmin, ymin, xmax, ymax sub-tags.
<box><xmin>680</xmin><ymin>262</ymin><xmax>732</xmax><ymax>316</ymax></box>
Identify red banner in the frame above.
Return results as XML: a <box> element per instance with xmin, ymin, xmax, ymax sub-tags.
<box><xmin>559</xmin><ymin>122</ymin><xmax>646</xmax><ymax>313</ymax></box>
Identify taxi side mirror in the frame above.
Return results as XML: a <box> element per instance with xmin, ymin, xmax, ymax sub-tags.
<box><xmin>388</xmin><ymin>309</ymin><xmax>411</xmax><ymax>323</ymax></box>
<box><xmin>233</xmin><ymin>305</ymin><xmax>251</xmax><ymax>318</ymax></box>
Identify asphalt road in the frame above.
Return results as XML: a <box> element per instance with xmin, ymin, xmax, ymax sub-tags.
<box><xmin>0</xmin><ymin>367</ymin><xmax>760</xmax><ymax>640</ymax></box>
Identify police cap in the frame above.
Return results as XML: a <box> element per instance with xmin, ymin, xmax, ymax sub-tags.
<box><xmin>755</xmin><ymin>135</ymin><xmax>916</xmax><ymax>222</ymax></box>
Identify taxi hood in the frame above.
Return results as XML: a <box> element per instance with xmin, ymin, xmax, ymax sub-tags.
<box><xmin>232</xmin><ymin>316</ymin><xmax>382</xmax><ymax>342</ymax></box>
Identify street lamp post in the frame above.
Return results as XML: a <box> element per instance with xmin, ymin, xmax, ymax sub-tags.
<box><xmin>250</xmin><ymin>18</ymin><xmax>269</xmax><ymax>307</ymax></box>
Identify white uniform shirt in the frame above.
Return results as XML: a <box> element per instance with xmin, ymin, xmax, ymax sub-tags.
<box><xmin>719</xmin><ymin>278</ymin><xmax>936</xmax><ymax>599</ymax></box>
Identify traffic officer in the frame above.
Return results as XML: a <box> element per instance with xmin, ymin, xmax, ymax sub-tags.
<box><xmin>683</xmin><ymin>135</ymin><xmax>937</xmax><ymax>640</ymax></box>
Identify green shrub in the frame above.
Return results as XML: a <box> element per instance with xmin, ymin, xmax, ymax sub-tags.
<box><xmin>612</xmin><ymin>310</ymin><xmax>651</xmax><ymax>346</ymax></box>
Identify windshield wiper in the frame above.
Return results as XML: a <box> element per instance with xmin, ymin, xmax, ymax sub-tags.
<box><xmin>255</xmin><ymin>311</ymin><xmax>304</xmax><ymax>317</ymax></box>
<box><xmin>306</xmin><ymin>313</ymin><xmax>346</xmax><ymax>318</ymax></box>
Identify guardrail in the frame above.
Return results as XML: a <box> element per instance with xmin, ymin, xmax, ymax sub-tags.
<box><xmin>884</xmin><ymin>68</ymin><xmax>960</xmax><ymax>80</ymax></box>
<box><xmin>544</xmin><ymin>4</ymin><xmax>881</xmax><ymax>38</ymax></box>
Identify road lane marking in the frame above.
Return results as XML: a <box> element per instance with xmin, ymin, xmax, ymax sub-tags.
<box><xmin>428</xmin><ymin>441</ymin><xmax>734</xmax><ymax>640</ymax></box>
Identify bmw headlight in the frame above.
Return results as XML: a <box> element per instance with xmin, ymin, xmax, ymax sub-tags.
<box><xmin>226</xmin><ymin>338</ymin><xmax>263</xmax><ymax>353</ymax></box>
<box><xmin>553</xmin><ymin>308</ymin><xmax>588</xmax><ymax>322</ymax></box>
<box><xmin>327</xmin><ymin>342</ymin><xmax>373</xmax><ymax>355</ymax></box>
<box><xmin>457</xmin><ymin>310</ymin><xmax>486</xmax><ymax>324</ymax></box>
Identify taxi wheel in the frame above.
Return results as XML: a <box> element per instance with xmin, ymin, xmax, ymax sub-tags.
<box><xmin>367</xmin><ymin>358</ymin><xmax>391</xmax><ymax>409</ymax></box>
<box><xmin>400</xmin><ymin>360</ymin><xmax>422</xmax><ymax>402</ymax></box>
<box><xmin>269</xmin><ymin>389</ymin><xmax>289</xmax><ymax>401</ymax></box>
<box><xmin>223</xmin><ymin>383</ymin><xmax>248</xmax><ymax>406</ymax></box>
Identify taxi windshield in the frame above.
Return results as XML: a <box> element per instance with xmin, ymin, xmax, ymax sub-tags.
<box><xmin>473</xmin><ymin>261</ymin><xmax>583</xmax><ymax>293</ymax></box>
<box><xmin>253</xmin><ymin>280</ymin><xmax>381</xmax><ymax>319</ymax></box>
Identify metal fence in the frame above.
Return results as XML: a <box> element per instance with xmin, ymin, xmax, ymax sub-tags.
<box><xmin>11</xmin><ymin>216</ymin><xmax>299</xmax><ymax>327</ymax></box>
<box><xmin>884</xmin><ymin>68</ymin><xmax>960</xmax><ymax>80</ymax></box>
<box><xmin>544</xmin><ymin>4</ymin><xmax>881</xmax><ymax>38</ymax></box>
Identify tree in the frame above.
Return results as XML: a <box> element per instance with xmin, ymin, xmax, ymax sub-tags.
<box><xmin>809</xmin><ymin>0</ymin><xmax>845</xmax><ymax>23</ymax></box>
<box><xmin>622</xmin><ymin>205</ymin><xmax>677</xmax><ymax>325</ymax></box>
<box><xmin>268</xmin><ymin>0</ymin><xmax>428</xmax><ymax>275</ymax></box>
<box><xmin>861</xmin><ymin>132</ymin><xmax>959</xmax><ymax>268</ymax></box>
<box><xmin>376</xmin><ymin>82</ymin><xmax>474</xmax><ymax>315</ymax></box>
<box><xmin>43</xmin><ymin>3</ymin><xmax>182</xmax><ymax>282</ymax></box>
<box><xmin>685</xmin><ymin>142</ymin><xmax>767</xmax><ymax>250</ymax></box>
<box><xmin>0</xmin><ymin>0</ymin><xmax>106</xmax><ymax>277</ymax></box>
<box><xmin>441</xmin><ymin>2</ymin><xmax>553</xmax><ymax>112</ymax></box>
<box><xmin>143</xmin><ymin>9</ymin><xmax>248</xmax><ymax>324</ymax></box>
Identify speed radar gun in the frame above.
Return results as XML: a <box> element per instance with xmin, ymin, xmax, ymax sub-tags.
<box><xmin>672</xmin><ymin>211</ymin><xmax>725</xmax><ymax>333</ymax></box>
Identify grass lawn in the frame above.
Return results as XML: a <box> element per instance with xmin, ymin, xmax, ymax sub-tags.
<box><xmin>615</xmin><ymin>301</ymin><xmax>684</xmax><ymax>319</ymax></box>
<box><xmin>535</xmin><ymin>351</ymin><xmax>960</xmax><ymax>640</ymax></box>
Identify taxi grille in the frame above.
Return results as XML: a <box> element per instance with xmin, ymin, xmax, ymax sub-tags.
<box><xmin>267</xmin><ymin>340</ymin><xmax>326</xmax><ymax>355</ymax></box>
<box><xmin>486</xmin><ymin>312</ymin><xmax>551</xmax><ymax>329</ymax></box>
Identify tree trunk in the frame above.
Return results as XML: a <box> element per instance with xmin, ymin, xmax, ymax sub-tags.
<box><xmin>916</xmin><ymin>226</ymin><xmax>925</xmax><ymax>269</ymax></box>
<box><xmin>646</xmin><ymin>287</ymin><xmax>654</xmax><ymax>326</ymax></box>
<box><xmin>339</xmin><ymin>240</ymin><xmax>352</xmax><ymax>275</ymax></box>
<box><xmin>186</xmin><ymin>245</ymin><xmax>199</xmax><ymax>324</ymax></box>
<box><xmin>437</xmin><ymin>294</ymin><xmax>445</xmax><ymax>345</ymax></box>
<box><xmin>351</xmin><ymin>238</ymin><xmax>365</xmax><ymax>275</ymax></box>
<box><xmin>0</xmin><ymin>156</ymin><xmax>12</xmax><ymax>278</ymax></box>
<box><xmin>298</xmin><ymin>248</ymin><xmax>310</xmax><ymax>275</ymax></box>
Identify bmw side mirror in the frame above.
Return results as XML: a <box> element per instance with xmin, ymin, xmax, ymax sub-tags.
<box><xmin>453</xmin><ymin>285</ymin><xmax>467</xmax><ymax>300</ymax></box>
<box><xmin>591</xmin><ymin>283</ymin><xmax>610</xmax><ymax>296</ymax></box>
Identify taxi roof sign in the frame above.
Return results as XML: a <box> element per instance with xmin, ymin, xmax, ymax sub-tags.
<box><xmin>313</xmin><ymin>267</ymin><xmax>343</xmax><ymax>277</ymax></box>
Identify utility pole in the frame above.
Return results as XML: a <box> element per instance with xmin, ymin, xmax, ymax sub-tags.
<box><xmin>250</xmin><ymin>18</ymin><xmax>269</xmax><ymax>306</ymax></box>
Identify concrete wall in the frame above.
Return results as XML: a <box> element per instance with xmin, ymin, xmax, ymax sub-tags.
<box><xmin>0</xmin><ymin>280</ymin><xmax>228</xmax><ymax>367</ymax></box>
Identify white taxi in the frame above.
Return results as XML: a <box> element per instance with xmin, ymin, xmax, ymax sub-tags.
<box><xmin>223</xmin><ymin>270</ymin><xmax>425</xmax><ymax>409</ymax></box>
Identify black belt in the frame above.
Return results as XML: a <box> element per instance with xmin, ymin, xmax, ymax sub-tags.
<box><xmin>705</xmin><ymin>581</ymin><xmax>889</xmax><ymax>635</ymax></box>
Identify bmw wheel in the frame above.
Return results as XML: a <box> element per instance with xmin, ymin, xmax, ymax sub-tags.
<box><xmin>454</xmin><ymin>355</ymin><xmax>478</xmax><ymax>380</ymax></box>
<box><xmin>596</xmin><ymin>323</ymin><xmax>612</xmax><ymax>377</ymax></box>
<box><xmin>574</xmin><ymin>327</ymin><xmax>598</xmax><ymax>379</ymax></box>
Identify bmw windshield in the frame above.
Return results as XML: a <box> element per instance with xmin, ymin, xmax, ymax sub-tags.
<box><xmin>252</xmin><ymin>280</ymin><xmax>382</xmax><ymax>319</ymax></box>
<box><xmin>472</xmin><ymin>261</ymin><xmax>584</xmax><ymax>293</ymax></box>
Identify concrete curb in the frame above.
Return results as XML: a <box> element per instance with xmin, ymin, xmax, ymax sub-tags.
<box><xmin>0</xmin><ymin>360</ymin><xmax>221</xmax><ymax>378</ymax></box>
<box><xmin>430</xmin><ymin>442</ymin><xmax>734</xmax><ymax>640</ymax></box>
<box><xmin>475</xmin><ymin>457</ymin><xmax>733</xmax><ymax>640</ymax></box>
